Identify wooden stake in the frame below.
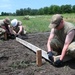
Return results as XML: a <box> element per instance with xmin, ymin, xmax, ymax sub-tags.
<box><xmin>4</xmin><ymin>33</ymin><xmax>7</xmax><ymax>40</ymax></box>
<box><xmin>36</xmin><ymin>50</ymin><xmax>42</xmax><ymax>67</ymax></box>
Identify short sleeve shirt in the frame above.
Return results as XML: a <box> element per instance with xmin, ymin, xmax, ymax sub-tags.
<box><xmin>54</xmin><ymin>21</ymin><xmax>75</xmax><ymax>44</ymax></box>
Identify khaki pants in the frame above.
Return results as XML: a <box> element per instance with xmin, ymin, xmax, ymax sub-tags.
<box><xmin>50</xmin><ymin>38</ymin><xmax>75</xmax><ymax>57</ymax></box>
<box><xmin>67</xmin><ymin>42</ymin><xmax>75</xmax><ymax>57</ymax></box>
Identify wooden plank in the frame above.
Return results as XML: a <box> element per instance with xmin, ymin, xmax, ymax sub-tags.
<box><xmin>16</xmin><ymin>37</ymin><xmax>49</xmax><ymax>60</ymax></box>
<box><xmin>4</xmin><ymin>33</ymin><xmax>7</xmax><ymax>40</ymax></box>
<box><xmin>16</xmin><ymin>37</ymin><xmax>73</xmax><ymax>62</ymax></box>
<box><xmin>36</xmin><ymin>50</ymin><xmax>42</xmax><ymax>66</ymax></box>
<box><xmin>53</xmin><ymin>55</ymin><xmax>72</xmax><ymax>62</ymax></box>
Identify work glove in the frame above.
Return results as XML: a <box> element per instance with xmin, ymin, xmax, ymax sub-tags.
<box><xmin>54</xmin><ymin>59</ymin><xmax>63</xmax><ymax>67</ymax></box>
<box><xmin>47</xmin><ymin>51</ymin><xmax>54</xmax><ymax>62</ymax></box>
<box><xmin>10</xmin><ymin>34</ymin><xmax>16</xmax><ymax>39</ymax></box>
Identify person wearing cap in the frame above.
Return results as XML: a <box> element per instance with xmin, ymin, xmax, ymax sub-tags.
<box><xmin>11</xmin><ymin>19</ymin><xmax>26</xmax><ymax>37</ymax></box>
<box><xmin>0</xmin><ymin>17</ymin><xmax>15</xmax><ymax>39</ymax></box>
<box><xmin>47</xmin><ymin>14</ymin><xmax>75</xmax><ymax>67</ymax></box>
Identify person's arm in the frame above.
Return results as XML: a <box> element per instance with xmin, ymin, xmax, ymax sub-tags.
<box><xmin>8</xmin><ymin>25</ymin><xmax>14</xmax><ymax>34</ymax></box>
<box><xmin>60</xmin><ymin>30</ymin><xmax>75</xmax><ymax>61</ymax></box>
<box><xmin>1</xmin><ymin>26</ymin><xmax>6</xmax><ymax>30</ymax></box>
<box><xmin>17</xmin><ymin>26</ymin><xmax>23</xmax><ymax>35</ymax></box>
<box><xmin>8</xmin><ymin>25</ymin><xmax>17</xmax><ymax>35</ymax></box>
<box><xmin>1</xmin><ymin>25</ymin><xmax>10</xmax><ymax>34</ymax></box>
<box><xmin>47</xmin><ymin>28</ymin><xmax>55</xmax><ymax>62</ymax></box>
<box><xmin>54</xmin><ymin>30</ymin><xmax>75</xmax><ymax>67</ymax></box>
<box><xmin>47</xmin><ymin>28</ymin><xmax>55</xmax><ymax>52</ymax></box>
<box><xmin>13</xmin><ymin>30</ymin><xmax>17</xmax><ymax>35</ymax></box>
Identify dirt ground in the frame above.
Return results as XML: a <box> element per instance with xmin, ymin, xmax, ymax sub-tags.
<box><xmin>0</xmin><ymin>32</ymin><xmax>75</xmax><ymax>75</ymax></box>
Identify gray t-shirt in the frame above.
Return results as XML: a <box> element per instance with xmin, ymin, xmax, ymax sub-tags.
<box><xmin>54</xmin><ymin>21</ymin><xmax>75</xmax><ymax>44</ymax></box>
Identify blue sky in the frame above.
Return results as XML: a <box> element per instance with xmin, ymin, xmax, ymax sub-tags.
<box><xmin>0</xmin><ymin>0</ymin><xmax>75</xmax><ymax>13</ymax></box>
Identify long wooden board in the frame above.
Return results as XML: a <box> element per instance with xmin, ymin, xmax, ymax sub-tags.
<box><xmin>16</xmin><ymin>37</ymin><xmax>72</xmax><ymax>62</ymax></box>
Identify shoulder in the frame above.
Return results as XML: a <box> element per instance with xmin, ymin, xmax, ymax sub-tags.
<box><xmin>64</xmin><ymin>21</ymin><xmax>75</xmax><ymax>29</ymax></box>
<box><xmin>64</xmin><ymin>21</ymin><xmax>74</xmax><ymax>26</ymax></box>
<box><xmin>18</xmin><ymin>21</ymin><xmax>22</xmax><ymax>26</ymax></box>
<box><xmin>0</xmin><ymin>20</ymin><xmax>4</xmax><ymax>25</ymax></box>
<box><xmin>64</xmin><ymin>21</ymin><xmax>75</xmax><ymax>33</ymax></box>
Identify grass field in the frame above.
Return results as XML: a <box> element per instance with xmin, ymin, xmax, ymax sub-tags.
<box><xmin>0</xmin><ymin>13</ymin><xmax>75</xmax><ymax>33</ymax></box>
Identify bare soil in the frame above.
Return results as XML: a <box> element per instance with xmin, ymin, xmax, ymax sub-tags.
<box><xmin>0</xmin><ymin>32</ymin><xmax>75</xmax><ymax>75</ymax></box>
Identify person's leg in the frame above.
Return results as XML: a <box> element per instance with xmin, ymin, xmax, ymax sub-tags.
<box><xmin>50</xmin><ymin>38</ymin><xmax>63</xmax><ymax>55</ymax></box>
<box><xmin>0</xmin><ymin>28</ymin><xmax>6</xmax><ymax>40</ymax></box>
<box><xmin>0</xmin><ymin>28</ymin><xmax>6</xmax><ymax>35</ymax></box>
<box><xmin>67</xmin><ymin>42</ymin><xmax>75</xmax><ymax>57</ymax></box>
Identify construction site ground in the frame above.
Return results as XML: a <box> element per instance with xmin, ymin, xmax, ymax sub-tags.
<box><xmin>0</xmin><ymin>32</ymin><xmax>75</xmax><ymax>75</ymax></box>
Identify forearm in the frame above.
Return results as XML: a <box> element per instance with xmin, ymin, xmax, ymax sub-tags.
<box><xmin>13</xmin><ymin>30</ymin><xmax>17</xmax><ymax>35</ymax></box>
<box><xmin>17</xmin><ymin>30</ymin><xmax>22</xmax><ymax>34</ymax></box>
<box><xmin>60</xmin><ymin>44</ymin><xmax>69</xmax><ymax>60</ymax></box>
<box><xmin>17</xmin><ymin>26</ymin><xmax>22</xmax><ymax>34</ymax></box>
<box><xmin>47</xmin><ymin>41</ymin><xmax>53</xmax><ymax>52</ymax></box>
<box><xmin>47</xmin><ymin>29</ymin><xmax>55</xmax><ymax>52</ymax></box>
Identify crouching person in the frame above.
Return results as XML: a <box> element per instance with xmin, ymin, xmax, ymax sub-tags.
<box><xmin>0</xmin><ymin>17</ymin><xmax>15</xmax><ymax>40</ymax></box>
<box><xmin>47</xmin><ymin>14</ymin><xmax>75</xmax><ymax>67</ymax></box>
<box><xmin>11</xmin><ymin>19</ymin><xmax>28</xmax><ymax>39</ymax></box>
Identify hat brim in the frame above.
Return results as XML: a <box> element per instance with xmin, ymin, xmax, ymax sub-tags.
<box><xmin>4</xmin><ymin>17</ymin><xmax>10</xmax><ymax>25</ymax></box>
<box><xmin>5</xmin><ymin>21</ymin><xmax>10</xmax><ymax>25</ymax></box>
<box><xmin>49</xmin><ymin>23</ymin><xmax>57</xmax><ymax>28</ymax></box>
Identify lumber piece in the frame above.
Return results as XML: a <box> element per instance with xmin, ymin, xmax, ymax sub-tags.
<box><xmin>53</xmin><ymin>55</ymin><xmax>72</xmax><ymax>62</ymax></box>
<box><xmin>16</xmin><ymin>37</ymin><xmax>73</xmax><ymax>62</ymax></box>
<box><xmin>36</xmin><ymin>50</ymin><xmax>42</xmax><ymax>66</ymax></box>
<box><xmin>4</xmin><ymin>33</ymin><xmax>7</xmax><ymax>40</ymax></box>
<box><xmin>16</xmin><ymin>37</ymin><xmax>48</xmax><ymax>60</ymax></box>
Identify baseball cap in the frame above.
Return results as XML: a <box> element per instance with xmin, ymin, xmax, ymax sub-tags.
<box><xmin>4</xmin><ymin>17</ymin><xmax>10</xmax><ymax>25</ymax></box>
<box><xmin>49</xmin><ymin>14</ymin><xmax>63</xmax><ymax>28</ymax></box>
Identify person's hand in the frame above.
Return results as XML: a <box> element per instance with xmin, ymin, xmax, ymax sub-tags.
<box><xmin>16</xmin><ymin>34</ymin><xmax>19</xmax><ymax>37</ymax></box>
<box><xmin>54</xmin><ymin>59</ymin><xmax>63</xmax><ymax>67</ymax></box>
<box><xmin>47</xmin><ymin>51</ymin><xmax>54</xmax><ymax>62</ymax></box>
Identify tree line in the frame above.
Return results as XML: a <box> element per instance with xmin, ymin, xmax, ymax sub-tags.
<box><xmin>1</xmin><ymin>4</ymin><xmax>75</xmax><ymax>16</ymax></box>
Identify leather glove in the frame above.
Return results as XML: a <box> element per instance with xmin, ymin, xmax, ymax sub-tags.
<box><xmin>47</xmin><ymin>51</ymin><xmax>54</xmax><ymax>62</ymax></box>
<box><xmin>10</xmin><ymin>34</ymin><xmax>16</xmax><ymax>39</ymax></box>
<box><xmin>54</xmin><ymin>59</ymin><xmax>63</xmax><ymax>67</ymax></box>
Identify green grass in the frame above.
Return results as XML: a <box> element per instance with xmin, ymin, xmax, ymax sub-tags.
<box><xmin>0</xmin><ymin>15</ymin><xmax>51</xmax><ymax>33</ymax></box>
<box><xmin>24</xmin><ymin>16</ymin><xmax>50</xmax><ymax>33</ymax></box>
<box><xmin>0</xmin><ymin>14</ymin><xmax>75</xmax><ymax>33</ymax></box>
